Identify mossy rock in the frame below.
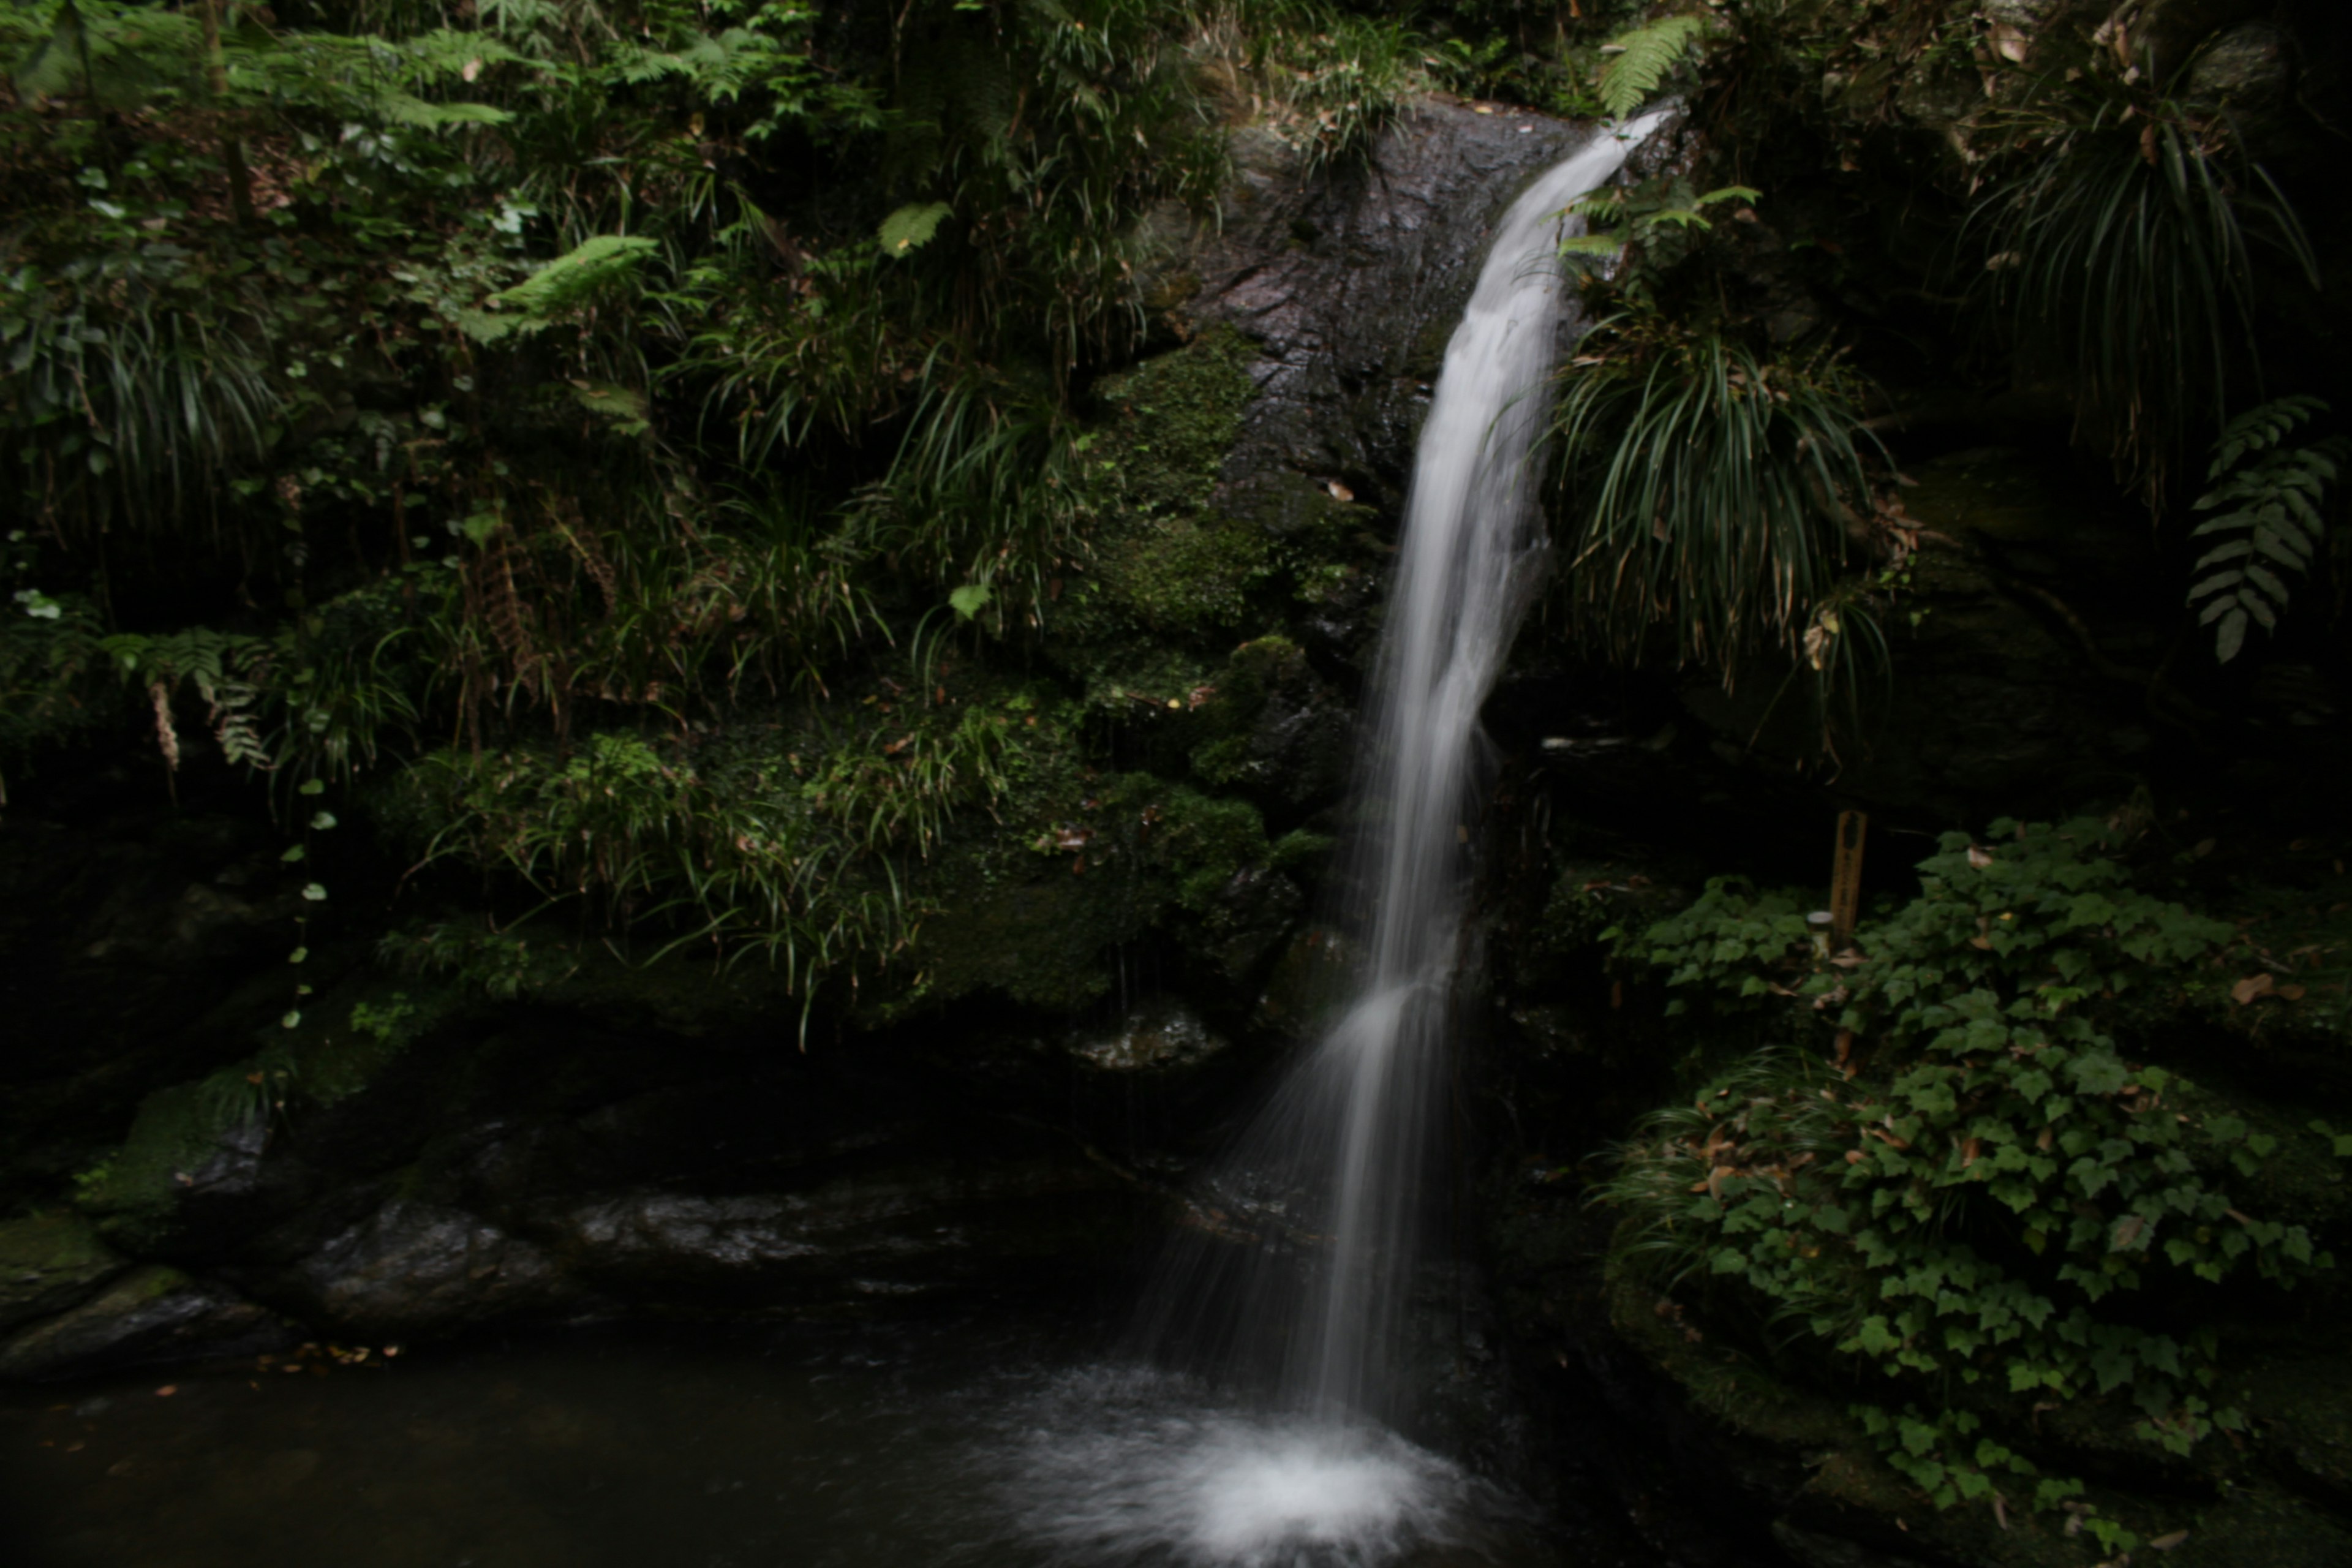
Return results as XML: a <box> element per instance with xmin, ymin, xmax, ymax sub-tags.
<box><xmin>895</xmin><ymin>865</ymin><xmax>1153</xmax><ymax>1015</ymax></box>
<box><xmin>0</xmin><ymin>1213</ymin><xmax>125</xmax><ymax>1334</ymax></box>
<box><xmin>2237</xmin><ymin>1354</ymin><xmax>2352</xmax><ymax>1509</ymax></box>
<box><xmin>0</xmin><ymin>1263</ymin><xmax>290</xmax><ymax>1382</ymax></box>
<box><xmin>72</xmin><ymin>973</ymin><xmax>461</xmax><ymax>1249</ymax></box>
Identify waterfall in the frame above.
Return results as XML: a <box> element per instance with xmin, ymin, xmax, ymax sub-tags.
<box><xmin>1140</xmin><ymin>111</ymin><xmax>1672</xmax><ymax>1425</ymax></box>
<box><xmin>1014</xmin><ymin>114</ymin><xmax>1673</xmax><ymax>1568</ymax></box>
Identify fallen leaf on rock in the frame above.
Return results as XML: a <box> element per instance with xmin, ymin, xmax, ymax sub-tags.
<box><xmin>2231</xmin><ymin>973</ymin><xmax>2276</xmax><ymax>1005</ymax></box>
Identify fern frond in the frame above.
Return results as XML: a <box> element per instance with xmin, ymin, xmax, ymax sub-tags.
<box><xmin>2208</xmin><ymin>394</ymin><xmax>2328</xmax><ymax>480</ymax></box>
<box><xmin>492</xmin><ymin>235</ymin><xmax>660</xmax><ymax>317</ymax></box>
<box><xmin>2185</xmin><ymin>399</ymin><xmax>2346</xmax><ymax>662</ymax></box>
<box><xmin>1597</xmin><ymin>15</ymin><xmax>1706</xmax><ymax>119</ymax></box>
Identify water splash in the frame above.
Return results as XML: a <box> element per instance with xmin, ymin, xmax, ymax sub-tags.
<box><xmin>1010</xmin><ymin>1369</ymin><xmax>1524</xmax><ymax>1567</ymax></box>
<box><xmin>1138</xmin><ymin>113</ymin><xmax>1671</xmax><ymax>1427</ymax></box>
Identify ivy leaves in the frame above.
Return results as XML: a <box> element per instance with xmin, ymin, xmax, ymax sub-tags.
<box><xmin>2187</xmin><ymin>396</ymin><xmax>2346</xmax><ymax>663</ymax></box>
<box><xmin>1611</xmin><ymin>818</ymin><xmax>2331</xmax><ymax>1525</ymax></box>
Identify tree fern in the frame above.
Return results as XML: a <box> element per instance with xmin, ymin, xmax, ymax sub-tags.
<box><xmin>1596</xmin><ymin>15</ymin><xmax>1706</xmax><ymax>119</ymax></box>
<box><xmin>2186</xmin><ymin>398</ymin><xmax>2345</xmax><ymax>663</ymax></box>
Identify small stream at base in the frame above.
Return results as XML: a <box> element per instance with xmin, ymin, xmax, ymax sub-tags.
<box><xmin>0</xmin><ymin>1313</ymin><xmax>1654</xmax><ymax>1568</ymax></box>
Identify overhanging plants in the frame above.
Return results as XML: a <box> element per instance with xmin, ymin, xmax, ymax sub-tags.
<box><xmin>1968</xmin><ymin>92</ymin><xmax>2318</xmax><ymax>497</ymax></box>
<box><xmin>1550</xmin><ymin>313</ymin><xmax>1891</xmax><ymax>709</ymax></box>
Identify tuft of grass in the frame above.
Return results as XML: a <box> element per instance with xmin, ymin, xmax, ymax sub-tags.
<box><xmin>1969</xmin><ymin>97</ymin><xmax>2317</xmax><ymax>496</ymax></box>
<box><xmin>1552</xmin><ymin>317</ymin><xmax>1887</xmax><ymax>674</ymax></box>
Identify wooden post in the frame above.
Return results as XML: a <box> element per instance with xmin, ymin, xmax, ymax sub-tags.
<box><xmin>1829</xmin><ymin>810</ymin><xmax>1867</xmax><ymax>949</ymax></box>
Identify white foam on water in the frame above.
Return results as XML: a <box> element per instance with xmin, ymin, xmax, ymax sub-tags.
<box><xmin>1003</xmin><ymin>1370</ymin><xmax>1515</xmax><ymax>1567</ymax></box>
<box><xmin>1182</xmin><ymin>1430</ymin><xmax>1425</xmax><ymax>1559</ymax></box>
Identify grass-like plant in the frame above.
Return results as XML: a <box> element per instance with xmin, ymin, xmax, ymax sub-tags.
<box><xmin>1</xmin><ymin>253</ymin><xmax>282</xmax><ymax>537</ymax></box>
<box><xmin>1970</xmin><ymin>97</ymin><xmax>2318</xmax><ymax>494</ymax></box>
<box><xmin>1552</xmin><ymin>317</ymin><xmax>1887</xmax><ymax>679</ymax></box>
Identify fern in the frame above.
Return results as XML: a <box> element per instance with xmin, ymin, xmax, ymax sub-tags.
<box><xmin>491</xmin><ymin>234</ymin><xmax>660</xmax><ymax>318</ymax></box>
<box><xmin>2187</xmin><ymin>398</ymin><xmax>2345</xmax><ymax>663</ymax></box>
<box><xmin>1596</xmin><ymin>15</ymin><xmax>1706</xmax><ymax>119</ymax></box>
<box><xmin>878</xmin><ymin>202</ymin><xmax>952</xmax><ymax>258</ymax></box>
<box><xmin>1558</xmin><ymin>180</ymin><xmax>1759</xmax><ymax>265</ymax></box>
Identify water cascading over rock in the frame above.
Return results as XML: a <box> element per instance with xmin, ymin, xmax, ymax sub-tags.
<box><xmin>1141</xmin><ymin>110</ymin><xmax>1673</xmax><ymax>1426</ymax></box>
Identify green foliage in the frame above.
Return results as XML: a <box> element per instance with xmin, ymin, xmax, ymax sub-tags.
<box><xmin>347</xmin><ymin>992</ymin><xmax>419</xmax><ymax>1045</ymax></box>
<box><xmin>195</xmin><ymin>1040</ymin><xmax>299</xmax><ymax>1135</ymax></box>
<box><xmin>490</xmin><ymin>233</ymin><xmax>660</xmax><ymax>318</ymax></box>
<box><xmin>1551</xmin><ymin>312</ymin><xmax>1887</xmax><ymax>675</ymax></box>
<box><xmin>1608</xmin><ymin>820</ymin><xmax>2331</xmax><ymax>1516</ymax></box>
<box><xmin>1558</xmin><ymin>178</ymin><xmax>1760</xmax><ymax>276</ymax></box>
<box><xmin>0</xmin><ymin>530</ymin><xmax>107</xmax><ymax>786</ymax></box>
<box><xmin>878</xmin><ymin>202</ymin><xmax>952</xmax><ymax>258</ymax></box>
<box><xmin>394</xmin><ymin>705</ymin><xmax>1014</xmax><ymax>1004</ymax></box>
<box><xmin>1595</xmin><ymin>13</ymin><xmax>1706</xmax><ymax>119</ymax></box>
<box><xmin>2187</xmin><ymin>397</ymin><xmax>2345</xmax><ymax>663</ymax></box>
<box><xmin>0</xmin><ymin>0</ymin><xmax>1370</xmax><ymax>1009</ymax></box>
<box><xmin>379</xmin><ymin>919</ymin><xmax>578</xmax><ymax>1000</ymax></box>
<box><xmin>1240</xmin><ymin>4</ymin><xmax>1430</xmax><ymax>175</ymax></box>
<box><xmin>1970</xmin><ymin>98</ymin><xmax>2317</xmax><ymax>492</ymax></box>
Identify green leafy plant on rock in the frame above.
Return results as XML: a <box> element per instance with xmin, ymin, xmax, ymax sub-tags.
<box><xmin>1606</xmin><ymin>820</ymin><xmax>2332</xmax><ymax>1529</ymax></box>
<box><xmin>1556</xmin><ymin>177</ymin><xmax>1760</xmax><ymax>290</ymax></box>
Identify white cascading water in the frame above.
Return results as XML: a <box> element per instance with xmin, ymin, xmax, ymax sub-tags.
<box><xmin>1277</xmin><ymin>106</ymin><xmax>1673</xmax><ymax>1417</ymax></box>
<box><xmin>1016</xmin><ymin>113</ymin><xmax>1672</xmax><ymax>1568</ymax></box>
<box><xmin>1136</xmin><ymin>109</ymin><xmax>1673</xmax><ymax>1423</ymax></box>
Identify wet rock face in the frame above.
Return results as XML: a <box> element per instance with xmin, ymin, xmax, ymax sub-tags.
<box><xmin>0</xmin><ymin>1009</ymin><xmax>1170</xmax><ymax>1375</ymax></box>
<box><xmin>1065</xmin><ymin>997</ymin><xmax>1230</xmax><ymax>1074</ymax></box>
<box><xmin>0</xmin><ymin>1265</ymin><xmax>293</xmax><ymax>1382</ymax></box>
<box><xmin>282</xmin><ymin>1202</ymin><xmax>575</xmax><ymax>1340</ymax></box>
<box><xmin>1165</xmin><ymin>103</ymin><xmax>1604</xmax><ymax>633</ymax></box>
<box><xmin>1662</xmin><ymin>446</ymin><xmax>2187</xmax><ymax>824</ymax></box>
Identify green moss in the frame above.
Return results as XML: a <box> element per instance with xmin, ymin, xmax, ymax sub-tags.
<box><xmin>1077</xmin><ymin>329</ymin><xmax>1274</xmax><ymax>634</ymax></box>
<box><xmin>73</xmin><ymin>974</ymin><xmax>458</xmax><ymax>1248</ymax></box>
<box><xmin>74</xmin><ymin>1082</ymin><xmax>224</xmax><ymax>1248</ymax></box>
<box><xmin>0</xmin><ymin>1213</ymin><xmax>124</xmax><ymax>1332</ymax></box>
<box><xmin>884</xmin><ymin>744</ymin><xmax>1294</xmax><ymax>1014</ymax></box>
